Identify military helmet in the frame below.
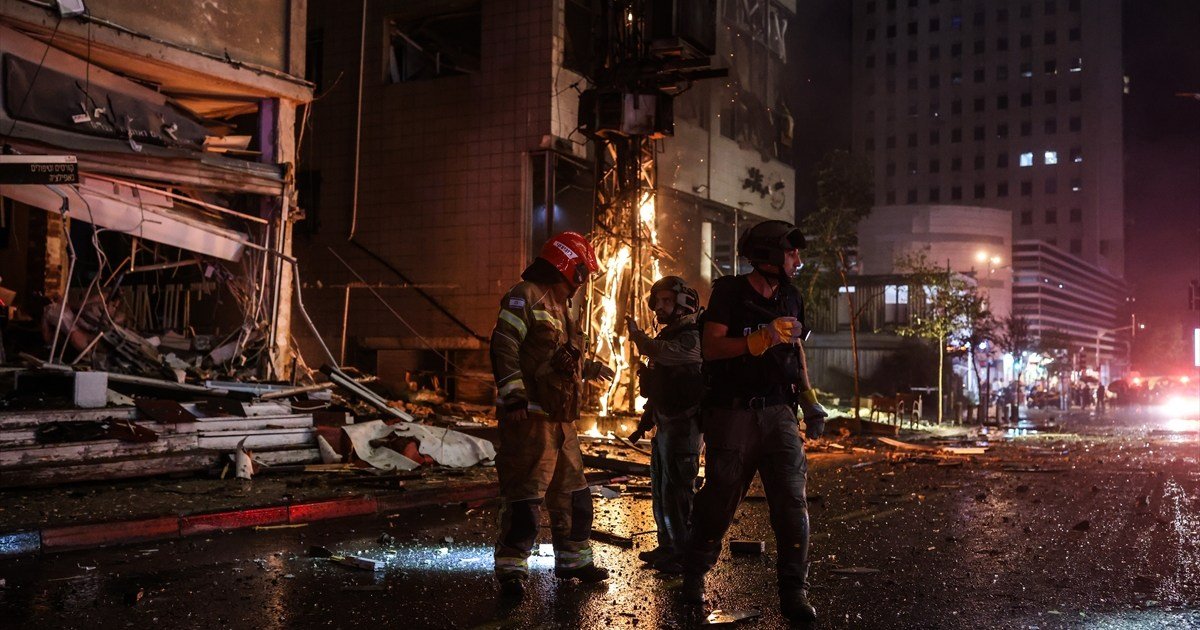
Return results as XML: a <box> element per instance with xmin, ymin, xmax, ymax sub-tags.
<box><xmin>647</xmin><ymin>275</ymin><xmax>699</xmax><ymax>316</ymax></box>
<box><xmin>738</xmin><ymin>220</ymin><xmax>806</xmax><ymax>267</ymax></box>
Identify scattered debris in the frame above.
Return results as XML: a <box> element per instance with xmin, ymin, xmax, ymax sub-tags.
<box><xmin>591</xmin><ymin>484</ymin><xmax>621</xmax><ymax>499</ymax></box>
<box><xmin>877</xmin><ymin>437</ymin><xmax>938</xmax><ymax>452</ymax></box>
<box><xmin>831</xmin><ymin>566</ymin><xmax>881</xmax><ymax>575</ymax></box>
<box><xmin>729</xmin><ymin>540</ymin><xmax>765</xmax><ymax>555</ymax></box>
<box><xmin>942</xmin><ymin>446</ymin><xmax>988</xmax><ymax>455</ymax></box>
<box><xmin>234</xmin><ymin>437</ymin><xmax>254</xmax><ymax>480</ymax></box>
<box><xmin>308</xmin><ymin>545</ymin><xmax>334</xmax><ymax>558</ymax></box>
<box><xmin>252</xmin><ymin>524</ymin><xmax>307</xmax><ymax>531</ymax></box>
<box><xmin>591</xmin><ymin>529</ymin><xmax>634</xmax><ymax>548</ymax></box>
<box><xmin>342</xmin><ymin>585</ymin><xmax>386</xmax><ymax>592</ymax></box>
<box><xmin>581</xmin><ymin>454</ymin><xmax>651</xmax><ymax>477</ymax></box>
<box><xmin>704</xmin><ymin>608</ymin><xmax>762</xmax><ymax>625</ymax></box>
<box><xmin>333</xmin><ymin>555</ymin><xmax>384</xmax><ymax>571</ymax></box>
<box><xmin>338</xmin><ymin>420</ymin><xmax>495</xmax><ymax>471</ymax></box>
<box><xmin>125</xmin><ymin>587</ymin><xmax>145</xmax><ymax>606</ymax></box>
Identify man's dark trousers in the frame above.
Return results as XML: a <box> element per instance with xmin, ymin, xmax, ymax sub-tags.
<box><xmin>684</xmin><ymin>403</ymin><xmax>810</xmax><ymax>590</ymax></box>
<box><xmin>649</xmin><ymin>411</ymin><xmax>701</xmax><ymax>557</ymax></box>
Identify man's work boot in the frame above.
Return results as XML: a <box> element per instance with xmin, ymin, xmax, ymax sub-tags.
<box><xmin>497</xmin><ymin>574</ymin><xmax>527</xmax><ymax>601</ymax></box>
<box><xmin>779</xmin><ymin>588</ymin><xmax>817</xmax><ymax>623</ymax></box>
<box><xmin>638</xmin><ymin>546</ymin><xmax>671</xmax><ymax>564</ymax></box>
<box><xmin>679</xmin><ymin>572</ymin><xmax>705</xmax><ymax>604</ymax></box>
<box><xmin>554</xmin><ymin>562</ymin><xmax>609</xmax><ymax>583</ymax></box>
<box><xmin>652</xmin><ymin>555</ymin><xmax>685</xmax><ymax>574</ymax></box>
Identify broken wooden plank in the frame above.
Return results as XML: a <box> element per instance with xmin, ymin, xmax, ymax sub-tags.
<box><xmin>196</xmin><ymin>428</ymin><xmax>315</xmax><ymax>450</ymax></box>
<box><xmin>581</xmin><ymin>454</ymin><xmax>651</xmax><ymax>477</ymax></box>
<box><xmin>876</xmin><ymin>437</ymin><xmax>939</xmax><ymax>452</ymax></box>
<box><xmin>246</xmin><ymin>448</ymin><xmax>322</xmax><ymax>466</ymax></box>
<box><xmin>0</xmin><ymin>452</ymin><xmax>218</xmax><ymax>488</ymax></box>
<box><xmin>135</xmin><ymin>400</ymin><xmax>198</xmax><ymax>424</ymax></box>
<box><xmin>177</xmin><ymin>415</ymin><xmax>314</xmax><ymax>432</ymax></box>
<box><xmin>0</xmin><ymin>433</ymin><xmax>197</xmax><ymax>468</ymax></box>
<box><xmin>590</xmin><ymin>529</ymin><xmax>634</xmax><ymax>548</ymax></box>
<box><xmin>0</xmin><ymin>407</ymin><xmax>139</xmax><ymax>430</ymax></box>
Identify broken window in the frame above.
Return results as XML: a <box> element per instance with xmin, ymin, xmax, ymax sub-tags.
<box><xmin>387</xmin><ymin>2</ymin><xmax>481</xmax><ymax>84</ymax></box>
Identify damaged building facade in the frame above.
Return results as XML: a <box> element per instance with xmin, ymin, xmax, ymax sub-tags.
<box><xmin>0</xmin><ymin>0</ymin><xmax>311</xmax><ymax>380</ymax></box>
<box><xmin>296</xmin><ymin>0</ymin><xmax>799</xmax><ymax>402</ymax></box>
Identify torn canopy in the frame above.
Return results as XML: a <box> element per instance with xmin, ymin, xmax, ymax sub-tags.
<box><xmin>0</xmin><ymin>176</ymin><xmax>252</xmax><ymax>261</ymax></box>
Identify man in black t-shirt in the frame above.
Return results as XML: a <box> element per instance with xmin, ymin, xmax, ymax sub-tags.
<box><xmin>680</xmin><ymin>220</ymin><xmax>828</xmax><ymax>624</ymax></box>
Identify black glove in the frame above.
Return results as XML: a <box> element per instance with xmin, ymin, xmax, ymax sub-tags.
<box><xmin>628</xmin><ymin>406</ymin><xmax>655</xmax><ymax>443</ymax></box>
<box><xmin>583</xmin><ymin>360</ymin><xmax>615</xmax><ymax>382</ymax></box>
<box><xmin>550</xmin><ymin>343</ymin><xmax>582</xmax><ymax>376</ymax></box>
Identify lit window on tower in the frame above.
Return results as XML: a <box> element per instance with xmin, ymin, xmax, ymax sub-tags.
<box><xmin>1044</xmin><ymin>151</ymin><xmax>1058</xmax><ymax>165</ymax></box>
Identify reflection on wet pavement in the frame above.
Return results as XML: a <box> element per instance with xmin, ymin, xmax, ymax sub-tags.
<box><xmin>1</xmin><ymin>411</ymin><xmax>1198</xmax><ymax>629</ymax></box>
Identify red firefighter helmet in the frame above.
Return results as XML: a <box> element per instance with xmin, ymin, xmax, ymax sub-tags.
<box><xmin>539</xmin><ymin>231</ymin><xmax>599</xmax><ymax>287</ymax></box>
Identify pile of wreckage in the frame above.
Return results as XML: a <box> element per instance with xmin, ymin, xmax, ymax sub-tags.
<box><xmin>0</xmin><ymin>354</ymin><xmax>498</xmax><ymax>489</ymax></box>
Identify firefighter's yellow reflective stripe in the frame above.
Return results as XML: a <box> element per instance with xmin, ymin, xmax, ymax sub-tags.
<box><xmin>531</xmin><ymin>309</ymin><xmax>562</xmax><ymax>331</ymax></box>
<box><xmin>498</xmin><ymin>309</ymin><xmax>528</xmax><ymax>339</ymax></box>
<box><xmin>497</xmin><ymin>379</ymin><xmax>525</xmax><ymax>398</ymax></box>
<box><xmin>494</xmin><ymin>555</ymin><xmax>530</xmax><ymax>575</ymax></box>
<box><xmin>554</xmin><ymin>546</ymin><xmax>593</xmax><ymax>569</ymax></box>
<box><xmin>527</xmin><ymin>402</ymin><xmax>546</xmax><ymax>414</ymax></box>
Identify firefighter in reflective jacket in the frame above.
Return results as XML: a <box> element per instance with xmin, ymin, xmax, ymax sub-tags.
<box><xmin>489</xmin><ymin>231</ymin><xmax>613</xmax><ymax>600</ymax></box>
<box><xmin>625</xmin><ymin>276</ymin><xmax>703</xmax><ymax>573</ymax></box>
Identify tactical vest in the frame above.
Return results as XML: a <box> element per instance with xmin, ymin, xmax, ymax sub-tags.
<box><xmin>638</xmin><ymin>320</ymin><xmax>704</xmax><ymax>414</ymax></box>
<box><xmin>701</xmin><ymin>275</ymin><xmax>805</xmax><ymax>402</ymax></box>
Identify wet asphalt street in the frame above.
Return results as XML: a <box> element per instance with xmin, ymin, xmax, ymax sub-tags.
<box><xmin>1</xmin><ymin>410</ymin><xmax>1198</xmax><ymax>629</ymax></box>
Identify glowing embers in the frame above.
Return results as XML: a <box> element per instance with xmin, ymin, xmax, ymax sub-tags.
<box><xmin>594</xmin><ymin>245</ymin><xmax>631</xmax><ymax>418</ymax></box>
<box><xmin>590</xmin><ymin>192</ymin><xmax>662</xmax><ymax>417</ymax></box>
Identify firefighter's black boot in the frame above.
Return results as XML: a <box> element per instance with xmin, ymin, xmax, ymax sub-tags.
<box><xmin>779</xmin><ymin>588</ymin><xmax>817</xmax><ymax>623</ymax></box>
<box><xmin>554</xmin><ymin>562</ymin><xmax>609</xmax><ymax>583</ymax></box>
<box><xmin>497</xmin><ymin>574</ymin><xmax>526</xmax><ymax>601</ymax></box>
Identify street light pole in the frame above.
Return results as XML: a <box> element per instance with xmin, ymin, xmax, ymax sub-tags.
<box><xmin>1094</xmin><ymin>315</ymin><xmax>1142</xmax><ymax>379</ymax></box>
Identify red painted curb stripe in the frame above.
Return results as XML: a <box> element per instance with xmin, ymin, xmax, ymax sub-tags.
<box><xmin>180</xmin><ymin>506</ymin><xmax>290</xmax><ymax>536</ymax></box>
<box><xmin>288</xmin><ymin>495</ymin><xmax>378</xmax><ymax>523</ymax></box>
<box><xmin>9</xmin><ymin>477</ymin><xmax>565</xmax><ymax>557</ymax></box>
<box><xmin>41</xmin><ymin>516</ymin><xmax>180</xmax><ymax>551</ymax></box>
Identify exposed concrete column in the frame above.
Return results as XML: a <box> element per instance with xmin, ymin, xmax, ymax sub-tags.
<box><xmin>270</xmin><ymin>99</ymin><xmax>299</xmax><ymax>379</ymax></box>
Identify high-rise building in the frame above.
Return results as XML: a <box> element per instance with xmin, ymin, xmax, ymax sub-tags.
<box><xmin>850</xmin><ymin>0</ymin><xmax>1128</xmax><ymax>370</ymax></box>
<box><xmin>851</xmin><ymin>0</ymin><xmax>1123</xmax><ymax>275</ymax></box>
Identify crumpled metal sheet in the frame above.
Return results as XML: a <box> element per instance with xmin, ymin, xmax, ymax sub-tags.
<box><xmin>341</xmin><ymin>420</ymin><xmax>496</xmax><ymax>470</ymax></box>
<box><xmin>342</xmin><ymin>421</ymin><xmax>420</xmax><ymax>471</ymax></box>
<box><xmin>390</xmin><ymin>422</ymin><xmax>496</xmax><ymax>468</ymax></box>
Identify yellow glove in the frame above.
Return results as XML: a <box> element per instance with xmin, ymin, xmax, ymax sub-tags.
<box><xmin>746</xmin><ymin>316</ymin><xmax>800</xmax><ymax>356</ymax></box>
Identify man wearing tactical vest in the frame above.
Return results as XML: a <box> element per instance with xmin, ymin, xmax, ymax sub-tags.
<box><xmin>625</xmin><ymin>275</ymin><xmax>704</xmax><ymax>574</ymax></box>
<box><xmin>489</xmin><ymin>231</ymin><xmax>614</xmax><ymax>600</ymax></box>
<box><xmin>680</xmin><ymin>220</ymin><xmax>828</xmax><ymax>623</ymax></box>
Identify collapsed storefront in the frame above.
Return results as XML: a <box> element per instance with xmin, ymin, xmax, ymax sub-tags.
<box><xmin>0</xmin><ymin>23</ymin><xmax>302</xmax><ymax>380</ymax></box>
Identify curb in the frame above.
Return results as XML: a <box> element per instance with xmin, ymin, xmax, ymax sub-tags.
<box><xmin>0</xmin><ymin>472</ymin><xmax>623</xmax><ymax>559</ymax></box>
<box><xmin>1</xmin><ymin>488</ymin><xmax>468</xmax><ymax>559</ymax></box>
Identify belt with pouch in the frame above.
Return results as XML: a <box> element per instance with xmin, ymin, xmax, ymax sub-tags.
<box><xmin>708</xmin><ymin>393</ymin><xmax>795</xmax><ymax>410</ymax></box>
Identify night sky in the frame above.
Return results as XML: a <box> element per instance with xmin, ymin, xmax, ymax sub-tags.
<box><xmin>1122</xmin><ymin>0</ymin><xmax>1200</xmax><ymax>348</ymax></box>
